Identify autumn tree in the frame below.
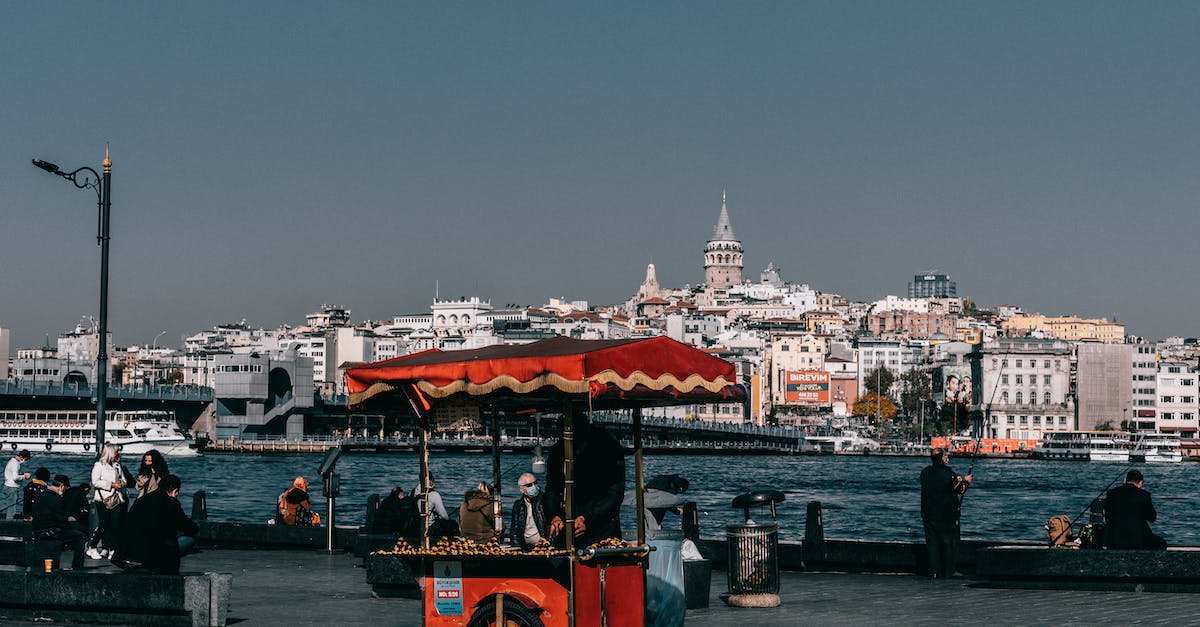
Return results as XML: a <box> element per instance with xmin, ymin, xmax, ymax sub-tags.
<box><xmin>852</xmin><ymin>393</ymin><xmax>897</xmax><ymax>423</ymax></box>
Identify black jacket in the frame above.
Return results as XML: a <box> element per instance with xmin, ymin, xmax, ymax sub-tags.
<box><xmin>61</xmin><ymin>486</ymin><xmax>91</xmax><ymax>523</ymax></box>
<box><xmin>920</xmin><ymin>463</ymin><xmax>961</xmax><ymax>522</ymax></box>
<box><xmin>545</xmin><ymin>425</ymin><xmax>625</xmax><ymax>545</ymax></box>
<box><xmin>510</xmin><ymin>493</ymin><xmax>548</xmax><ymax>550</ymax></box>
<box><xmin>372</xmin><ymin>493</ymin><xmax>415</xmax><ymax>536</ymax></box>
<box><xmin>31</xmin><ymin>489</ymin><xmax>68</xmax><ymax>533</ymax></box>
<box><xmin>1105</xmin><ymin>483</ymin><xmax>1157</xmax><ymax>549</ymax></box>
<box><xmin>116</xmin><ymin>489</ymin><xmax>199</xmax><ymax>574</ymax></box>
<box><xmin>22</xmin><ymin>481</ymin><xmax>47</xmax><ymax>520</ymax></box>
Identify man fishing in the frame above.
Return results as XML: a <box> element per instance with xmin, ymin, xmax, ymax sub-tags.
<box><xmin>1105</xmin><ymin>469</ymin><xmax>1166</xmax><ymax>549</ymax></box>
<box><xmin>920</xmin><ymin>447</ymin><xmax>971</xmax><ymax>578</ymax></box>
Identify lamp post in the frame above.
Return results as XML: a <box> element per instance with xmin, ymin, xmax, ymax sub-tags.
<box><xmin>152</xmin><ymin>330</ymin><xmax>167</xmax><ymax>350</ymax></box>
<box><xmin>32</xmin><ymin>147</ymin><xmax>112</xmax><ymax>454</ymax></box>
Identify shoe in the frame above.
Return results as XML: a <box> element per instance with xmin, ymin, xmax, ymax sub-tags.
<box><xmin>86</xmin><ymin>548</ymin><xmax>103</xmax><ymax>560</ymax></box>
<box><xmin>103</xmin><ymin>549</ymin><xmax>115</xmax><ymax>559</ymax></box>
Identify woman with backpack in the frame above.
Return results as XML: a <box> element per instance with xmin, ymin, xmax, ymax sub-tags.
<box><xmin>277</xmin><ymin>476</ymin><xmax>318</xmax><ymax>526</ymax></box>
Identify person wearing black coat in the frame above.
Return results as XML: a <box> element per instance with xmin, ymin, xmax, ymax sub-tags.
<box><xmin>113</xmin><ymin>474</ymin><xmax>199</xmax><ymax>574</ymax></box>
<box><xmin>32</xmin><ymin>477</ymin><xmax>86</xmax><ymax>570</ymax></box>
<box><xmin>545</xmin><ymin>418</ymin><xmax>625</xmax><ymax>546</ymax></box>
<box><xmin>1105</xmin><ymin>470</ymin><xmax>1166</xmax><ymax>549</ymax></box>
<box><xmin>920</xmin><ymin>448</ymin><xmax>971</xmax><ymax>578</ymax></box>
<box><xmin>372</xmin><ymin>486</ymin><xmax>416</xmax><ymax>536</ymax></box>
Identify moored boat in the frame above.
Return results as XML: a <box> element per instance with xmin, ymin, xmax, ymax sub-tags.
<box><xmin>0</xmin><ymin>409</ymin><xmax>199</xmax><ymax>456</ymax></box>
<box><xmin>1130</xmin><ymin>433</ymin><xmax>1183</xmax><ymax>463</ymax></box>
<box><xmin>1031</xmin><ymin>430</ymin><xmax>1131</xmax><ymax>462</ymax></box>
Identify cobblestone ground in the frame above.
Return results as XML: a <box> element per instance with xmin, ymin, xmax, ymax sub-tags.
<box><xmin>4</xmin><ymin>550</ymin><xmax>1197</xmax><ymax>626</ymax></box>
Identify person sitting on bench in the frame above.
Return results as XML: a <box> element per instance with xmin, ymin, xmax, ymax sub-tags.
<box><xmin>1105</xmin><ymin>469</ymin><xmax>1166</xmax><ymax>550</ymax></box>
<box><xmin>32</xmin><ymin>475</ymin><xmax>87</xmax><ymax>570</ymax></box>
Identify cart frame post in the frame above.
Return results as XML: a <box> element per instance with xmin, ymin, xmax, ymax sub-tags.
<box><xmin>564</xmin><ymin>400</ymin><xmax>576</xmax><ymax>627</ymax></box>
<box><xmin>491</xmin><ymin>405</ymin><xmax>502</xmax><ymax>536</ymax></box>
<box><xmin>633</xmin><ymin>407</ymin><xmax>646</xmax><ymax>545</ymax></box>
<box><xmin>418</xmin><ymin>418</ymin><xmax>431</xmax><ymax>550</ymax></box>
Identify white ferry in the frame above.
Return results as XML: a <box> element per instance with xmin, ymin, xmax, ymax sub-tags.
<box><xmin>803</xmin><ymin>429</ymin><xmax>882</xmax><ymax>453</ymax></box>
<box><xmin>0</xmin><ymin>409</ymin><xmax>199</xmax><ymax>457</ymax></box>
<box><xmin>1031</xmin><ymin>431</ymin><xmax>1130</xmax><ymax>462</ymax></box>
<box><xmin>1130</xmin><ymin>433</ymin><xmax>1183</xmax><ymax>464</ymax></box>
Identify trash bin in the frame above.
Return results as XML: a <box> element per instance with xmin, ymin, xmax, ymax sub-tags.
<box><xmin>726</xmin><ymin>490</ymin><xmax>785</xmax><ymax>608</ymax></box>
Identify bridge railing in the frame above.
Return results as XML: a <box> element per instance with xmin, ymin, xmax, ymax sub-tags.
<box><xmin>0</xmin><ymin>380</ymin><xmax>212</xmax><ymax>402</ymax></box>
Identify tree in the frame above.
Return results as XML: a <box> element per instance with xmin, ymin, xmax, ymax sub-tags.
<box><xmin>852</xmin><ymin>393</ymin><xmax>897</xmax><ymax>423</ymax></box>
<box><xmin>864</xmin><ymin>366</ymin><xmax>896</xmax><ymax>397</ymax></box>
<box><xmin>899</xmin><ymin>369</ymin><xmax>932</xmax><ymax>417</ymax></box>
<box><xmin>1095</xmin><ymin>420</ymin><xmax>1115</xmax><ymax>431</ymax></box>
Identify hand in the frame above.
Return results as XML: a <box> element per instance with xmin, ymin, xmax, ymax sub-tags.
<box><xmin>23</xmin><ymin>472</ymin><xmax>30</xmax><ymax>480</ymax></box>
<box><xmin>549</xmin><ymin>516</ymin><xmax>563</xmax><ymax>537</ymax></box>
<box><xmin>574</xmin><ymin>516</ymin><xmax>587</xmax><ymax>538</ymax></box>
<box><xmin>112</xmin><ymin>481</ymin><xmax>123</xmax><ymax>489</ymax></box>
<box><xmin>964</xmin><ymin>474</ymin><xmax>973</xmax><ymax>485</ymax></box>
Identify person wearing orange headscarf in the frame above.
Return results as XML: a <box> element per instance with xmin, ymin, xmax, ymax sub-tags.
<box><xmin>277</xmin><ymin>477</ymin><xmax>317</xmax><ymax>526</ymax></box>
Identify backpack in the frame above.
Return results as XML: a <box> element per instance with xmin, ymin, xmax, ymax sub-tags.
<box><xmin>1046</xmin><ymin>515</ymin><xmax>1074</xmax><ymax>546</ymax></box>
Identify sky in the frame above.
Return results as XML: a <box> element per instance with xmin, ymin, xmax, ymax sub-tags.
<box><xmin>3</xmin><ymin>3</ymin><xmax>1200</xmax><ymax>350</ymax></box>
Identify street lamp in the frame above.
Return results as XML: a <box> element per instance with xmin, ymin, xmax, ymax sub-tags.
<box><xmin>32</xmin><ymin>147</ymin><xmax>113</xmax><ymax>454</ymax></box>
<box><xmin>152</xmin><ymin>330</ymin><xmax>167</xmax><ymax>350</ymax></box>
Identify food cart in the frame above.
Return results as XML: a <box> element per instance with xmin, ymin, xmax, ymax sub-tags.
<box><xmin>346</xmin><ymin>336</ymin><xmax>744</xmax><ymax>627</ymax></box>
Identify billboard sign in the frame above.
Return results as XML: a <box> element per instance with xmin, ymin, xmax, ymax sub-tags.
<box><xmin>785</xmin><ymin>370</ymin><xmax>830</xmax><ymax>404</ymax></box>
<box><xmin>936</xmin><ymin>365</ymin><xmax>973</xmax><ymax>409</ymax></box>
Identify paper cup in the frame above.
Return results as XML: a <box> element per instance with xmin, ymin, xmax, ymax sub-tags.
<box><xmin>43</xmin><ymin>558</ymin><xmax>53</xmax><ymax>572</ymax></box>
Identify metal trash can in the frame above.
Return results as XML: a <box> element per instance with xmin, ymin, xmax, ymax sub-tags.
<box><xmin>726</xmin><ymin>490</ymin><xmax>785</xmax><ymax>608</ymax></box>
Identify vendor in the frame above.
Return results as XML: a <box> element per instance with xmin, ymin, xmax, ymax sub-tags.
<box><xmin>545</xmin><ymin>414</ymin><xmax>625</xmax><ymax>546</ymax></box>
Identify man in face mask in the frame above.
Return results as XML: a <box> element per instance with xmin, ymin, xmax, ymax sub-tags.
<box><xmin>510</xmin><ymin>472</ymin><xmax>548</xmax><ymax>550</ymax></box>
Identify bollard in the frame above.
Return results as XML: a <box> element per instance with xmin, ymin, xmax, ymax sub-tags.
<box><xmin>365</xmin><ymin>494</ymin><xmax>380</xmax><ymax>531</ymax></box>
<box><xmin>192</xmin><ymin>490</ymin><xmax>208</xmax><ymax>521</ymax></box>
<box><xmin>804</xmin><ymin>500</ymin><xmax>825</xmax><ymax>564</ymax></box>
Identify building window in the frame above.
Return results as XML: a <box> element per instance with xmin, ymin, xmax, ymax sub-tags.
<box><xmin>780</xmin><ymin>345</ymin><xmax>789</xmax><ymax>351</ymax></box>
<box><xmin>1019</xmin><ymin>415</ymin><xmax>1028</xmax><ymax>425</ymax></box>
<box><xmin>1162</xmin><ymin>396</ymin><xmax>1175</xmax><ymax>404</ymax></box>
<box><xmin>1044</xmin><ymin>391</ymin><xmax>1052</xmax><ymax>405</ymax></box>
<box><xmin>1001</xmin><ymin>359</ymin><xmax>1008</xmax><ymax>368</ymax></box>
<box><xmin>1044</xmin><ymin>360</ymin><xmax>1051</xmax><ymax>368</ymax></box>
<box><xmin>1183</xmin><ymin>396</ymin><xmax>1195</xmax><ymax>404</ymax></box>
<box><xmin>1001</xmin><ymin>391</ymin><xmax>1009</xmax><ymax>403</ymax></box>
<box><xmin>1016</xmin><ymin>392</ymin><xmax>1024</xmax><ymax>404</ymax></box>
<box><xmin>1001</xmin><ymin>375</ymin><xmax>1009</xmax><ymax>385</ymax></box>
<box><xmin>1044</xmin><ymin>375</ymin><xmax>1051</xmax><ymax>385</ymax></box>
<box><xmin>1184</xmin><ymin>379</ymin><xmax>1195</xmax><ymax>386</ymax></box>
<box><xmin>1007</xmin><ymin>416</ymin><xmax>1015</xmax><ymax>425</ymax></box>
<box><xmin>1015</xmin><ymin>375</ymin><xmax>1023</xmax><ymax>385</ymax></box>
<box><xmin>1033</xmin><ymin>416</ymin><xmax>1041</xmax><ymax>425</ymax></box>
<box><xmin>1163</xmin><ymin>412</ymin><xmax>1175</xmax><ymax>420</ymax></box>
<box><xmin>1016</xmin><ymin>359</ymin><xmax>1023</xmax><ymax>368</ymax></box>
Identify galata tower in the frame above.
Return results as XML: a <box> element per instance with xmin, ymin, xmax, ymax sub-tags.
<box><xmin>703</xmin><ymin>191</ymin><xmax>743</xmax><ymax>289</ymax></box>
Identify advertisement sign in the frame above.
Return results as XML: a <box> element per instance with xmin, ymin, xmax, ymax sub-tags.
<box><xmin>784</xmin><ymin>370</ymin><xmax>830</xmax><ymax>404</ymax></box>
<box><xmin>432</xmin><ymin>561</ymin><xmax>463</xmax><ymax>615</ymax></box>
<box><xmin>937</xmin><ymin>366</ymin><xmax>973</xmax><ymax>409</ymax></box>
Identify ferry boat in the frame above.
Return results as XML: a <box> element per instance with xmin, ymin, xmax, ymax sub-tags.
<box><xmin>0</xmin><ymin>409</ymin><xmax>200</xmax><ymax>457</ymax></box>
<box><xmin>1130</xmin><ymin>433</ymin><xmax>1183</xmax><ymax>464</ymax></box>
<box><xmin>1030</xmin><ymin>431</ymin><xmax>1130</xmax><ymax>462</ymax></box>
<box><xmin>803</xmin><ymin>429</ymin><xmax>881</xmax><ymax>453</ymax></box>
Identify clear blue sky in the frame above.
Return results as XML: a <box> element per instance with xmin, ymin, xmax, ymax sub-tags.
<box><xmin>3</xmin><ymin>3</ymin><xmax>1198</xmax><ymax>349</ymax></box>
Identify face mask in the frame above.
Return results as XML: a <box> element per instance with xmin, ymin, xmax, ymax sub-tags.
<box><xmin>524</xmin><ymin>484</ymin><xmax>540</xmax><ymax>498</ymax></box>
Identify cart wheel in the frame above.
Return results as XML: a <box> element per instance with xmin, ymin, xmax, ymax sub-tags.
<box><xmin>465</xmin><ymin>599</ymin><xmax>544</xmax><ymax>627</ymax></box>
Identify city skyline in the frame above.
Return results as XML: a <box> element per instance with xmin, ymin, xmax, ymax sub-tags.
<box><xmin>5</xmin><ymin>4</ymin><xmax>1200</xmax><ymax>349</ymax></box>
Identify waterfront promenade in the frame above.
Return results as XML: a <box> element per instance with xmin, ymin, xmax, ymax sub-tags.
<box><xmin>3</xmin><ymin>548</ymin><xmax>1195</xmax><ymax>626</ymax></box>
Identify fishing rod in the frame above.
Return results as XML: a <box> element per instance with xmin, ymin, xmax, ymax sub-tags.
<box><xmin>1048</xmin><ymin>431</ymin><xmax>1146</xmax><ymax>547</ymax></box>
<box><xmin>957</xmin><ymin>356</ymin><xmax>1008</xmax><ymax>507</ymax></box>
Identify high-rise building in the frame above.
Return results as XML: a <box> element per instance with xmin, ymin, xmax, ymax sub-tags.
<box><xmin>1075</xmin><ymin>343</ymin><xmax>1134</xmax><ymax>431</ymax></box>
<box><xmin>908</xmin><ymin>273</ymin><xmax>957</xmax><ymax>298</ymax></box>
<box><xmin>703</xmin><ymin>191</ymin><xmax>743</xmax><ymax>289</ymax></box>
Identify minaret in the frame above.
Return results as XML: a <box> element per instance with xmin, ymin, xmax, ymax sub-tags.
<box><xmin>703</xmin><ymin>191</ymin><xmax>744</xmax><ymax>288</ymax></box>
<box><xmin>636</xmin><ymin>263</ymin><xmax>661</xmax><ymax>301</ymax></box>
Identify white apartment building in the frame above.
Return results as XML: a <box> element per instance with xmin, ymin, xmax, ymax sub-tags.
<box><xmin>769</xmin><ymin>334</ymin><xmax>826</xmax><ymax>408</ymax></box>
<box><xmin>1130</xmin><ymin>343</ymin><xmax>1159</xmax><ymax>431</ymax></box>
<box><xmin>870</xmin><ymin>295</ymin><xmax>930</xmax><ymax>314</ymax></box>
<box><xmin>665</xmin><ymin>313</ymin><xmax>723</xmax><ymax>348</ymax></box>
<box><xmin>978</xmin><ymin>338</ymin><xmax>1073</xmax><ymax>439</ymax></box>
<box><xmin>1155</xmin><ymin>362</ymin><xmax>1198</xmax><ymax>437</ymax></box>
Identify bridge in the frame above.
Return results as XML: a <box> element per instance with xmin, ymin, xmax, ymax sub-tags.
<box><xmin>0</xmin><ymin>380</ymin><xmax>212</xmax><ymax>427</ymax></box>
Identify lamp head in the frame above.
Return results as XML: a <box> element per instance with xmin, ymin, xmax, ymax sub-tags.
<box><xmin>32</xmin><ymin>159</ymin><xmax>61</xmax><ymax>174</ymax></box>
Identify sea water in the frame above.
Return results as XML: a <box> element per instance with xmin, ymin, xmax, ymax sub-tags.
<box><xmin>28</xmin><ymin>452</ymin><xmax>1199</xmax><ymax>543</ymax></box>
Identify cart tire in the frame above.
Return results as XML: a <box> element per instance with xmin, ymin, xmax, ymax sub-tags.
<box><xmin>466</xmin><ymin>599</ymin><xmax>544</xmax><ymax>627</ymax></box>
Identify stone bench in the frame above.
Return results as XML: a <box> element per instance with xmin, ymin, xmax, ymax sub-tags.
<box><xmin>974</xmin><ymin>545</ymin><xmax>1200</xmax><ymax>592</ymax></box>
<box><xmin>364</xmin><ymin>553</ymin><xmax>421</xmax><ymax>599</ymax></box>
<box><xmin>196</xmin><ymin>520</ymin><xmax>357</xmax><ymax>550</ymax></box>
<box><xmin>0</xmin><ymin>565</ymin><xmax>232</xmax><ymax>626</ymax></box>
<box><xmin>0</xmin><ymin>533</ymin><xmax>80</xmax><ymax>569</ymax></box>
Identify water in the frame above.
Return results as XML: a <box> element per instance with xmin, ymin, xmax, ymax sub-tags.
<box><xmin>26</xmin><ymin>453</ymin><xmax>1200</xmax><ymax>544</ymax></box>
